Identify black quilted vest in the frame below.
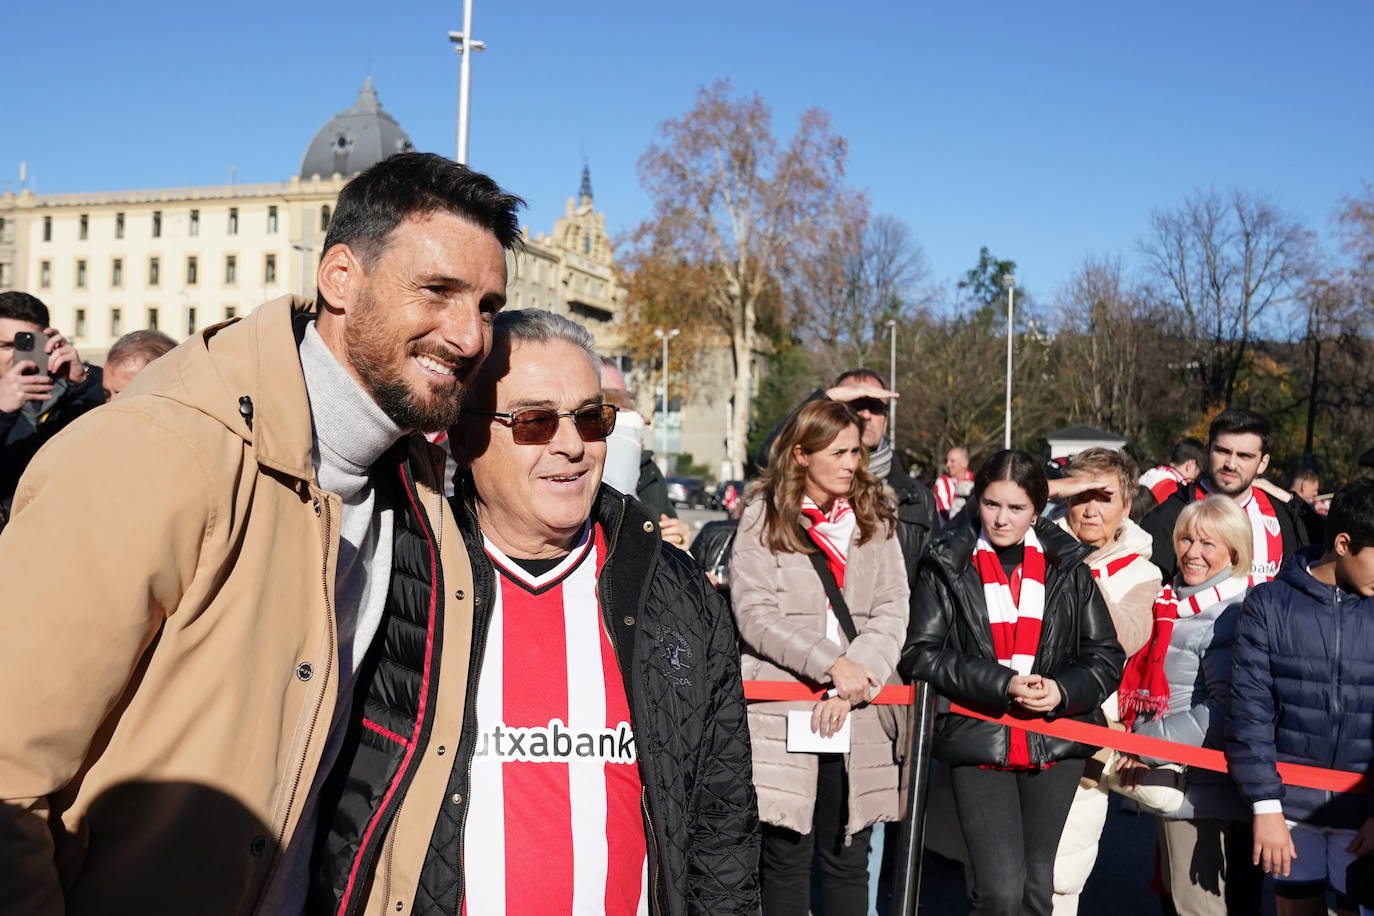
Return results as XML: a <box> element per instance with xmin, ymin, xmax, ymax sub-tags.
<box><xmin>309</xmin><ymin>454</ymin><xmax>446</xmax><ymax>915</ymax></box>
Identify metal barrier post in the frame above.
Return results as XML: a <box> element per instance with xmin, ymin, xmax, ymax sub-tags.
<box><xmin>892</xmin><ymin>680</ymin><xmax>938</xmax><ymax>916</ymax></box>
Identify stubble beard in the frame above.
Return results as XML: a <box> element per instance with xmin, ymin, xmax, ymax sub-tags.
<box><xmin>344</xmin><ymin>288</ymin><xmax>469</xmax><ymax>433</ymax></box>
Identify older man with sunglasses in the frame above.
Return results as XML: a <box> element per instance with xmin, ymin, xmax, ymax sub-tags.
<box><xmin>314</xmin><ymin>308</ymin><xmax>760</xmax><ymax>915</ymax></box>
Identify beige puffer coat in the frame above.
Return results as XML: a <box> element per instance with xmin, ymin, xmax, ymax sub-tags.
<box><xmin>730</xmin><ymin>498</ymin><xmax>910</xmax><ymax>838</ymax></box>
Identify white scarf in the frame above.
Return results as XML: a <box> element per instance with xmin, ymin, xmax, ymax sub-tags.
<box><xmin>973</xmin><ymin>525</ymin><xmax>1047</xmax><ymax>676</ymax></box>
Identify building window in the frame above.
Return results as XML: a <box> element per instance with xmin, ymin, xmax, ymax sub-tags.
<box><xmin>320</xmin><ymin>205</ymin><xmax>331</xmax><ymax>231</ymax></box>
<box><xmin>111</xmin><ymin>308</ymin><xmax>123</xmax><ymax>337</ymax></box>
<box><xmin>112</xmin><ymin>258</ymin><xmax>123</xmax><ymax>287</ymax></box>
<box><xmin>76</xmin><ymin>259</ymin><xmax>87</xmax><ymax>288</ymax></box>
<box><xmin>225</xmin><ymin>255</ymin><xmax>237</xmax><ymax>285</ymax></box>
<box><xmin>583</xmin><ymin>235</ymin><xmax>591</xmax><ymax>255</ymax></box>
<box><xmin>189</xmin><ymin>209</ymin><xmax>200</xmax><ymax>237</ymax></box>
<box><xmin>115</xmin><ymin>212</ymin><xmax>125</xmax><ymax>239</ymax></box>
<box><xmin>79</xmin><ymin>214</ymin><xmax>89</xmax><ymax>240</ymax></box>
<box><xmin>40</xmin><ymin>260</ymin><xmax>51</xmax><ymax>288</ymax></box>
<box><xmin>267</xmin><ymin>206</ymin><xmax>278</xmax><ymax>234</ymax></box>
<box><xmin>75</xmin><ymin>309</ymin><xmax>87</xmax><ymax>338</ymax></box>
<box><xmin>147</xmin><ymin>308</ymin><xmax>159</xmax><ymax>331</ymax></box>
<box><xmin>0</xmin><ymin>262</ymin><xmax>9</xmax><ymax>287</ymax></box>
<box><xmin>43</xmin><ymin>216</ymin><xmax>52</xmax><ymax>242</ymax></box>
<box><xmin>264</xmin><ymin>253</ymin><xmax>277</xmax><ymax>284</ymax></box>
<box><xmin>224</xmin><ymin>306</ymin><xmax>237</xmax><ymax>320</ymax></box>
<box><xmin>228</xmin><ymin>207</ymin><xmax>239</xmax><ymax>235</ymax></box>
<box><xmin>186</xmin><ymin>307</ymin><xmax>197</xmax><ymax>336</ymax></box>
<box><xmin>152</xmin><ymin>211</ymin><xmax>162</xmax><ymax>238</ymax></box>
<box><xmin>0</xmin><ymin>217</ymin><xmax>7</xmax><ymax>241</ymax></box>
<box><xmin>149</xmin><ymin>257</ymin><xmax>160</xmax><ymax>286</ymax></box>
<box><xmin>186</xmin><ymin>256</ymin><xmax>198</xmax><ymax>285</ymax></box>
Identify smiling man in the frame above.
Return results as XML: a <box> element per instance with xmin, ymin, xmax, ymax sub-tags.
<box><xmin>326</xmin><ymin>309</ymin><xmax>760</xmax><ymax>915</ymax></box>
<box><xmin>0</xmin><ymin>153</ymin><xmax>520</xmax><ymax>915</ymax></box>
<box><xmin>1142</xmin><ymin>408</ymin><xmax>1308</xmax><ymax>583</ymax></box>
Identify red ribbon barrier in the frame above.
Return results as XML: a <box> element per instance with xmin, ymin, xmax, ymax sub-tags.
<box><xmin>742</xmin><ymin>680</ymin><xmax>1369</xmax><ymax>794</ymax></box>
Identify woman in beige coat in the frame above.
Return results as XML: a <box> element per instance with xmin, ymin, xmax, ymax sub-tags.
<box><xmin>731</xmin><ymin>399</ymin><xmax>910</xmax><ymax>915</ymax></box>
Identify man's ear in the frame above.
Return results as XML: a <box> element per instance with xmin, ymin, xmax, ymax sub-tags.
<box><xmin>1334</xmin><ymin>531</ymin><xmax>1351</xmax><ymax>558</ymax></box>
<box><xmin>316</xmin><ymin>244</ymin><xmax>361</xmax><ymax>315</ymax></box>
<box><xmin>1256</xmin><ymin>453</ymin><xmax>1272</xmax><ymax>477</ymax></box>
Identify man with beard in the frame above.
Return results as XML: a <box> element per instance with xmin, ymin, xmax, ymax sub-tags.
<box><xmin>1142</xmin><ymin>408</ymin><xmax>1308</xmax><ymax>583</ymax></box>
<box><xmin>0</xmin><ymin>152</ymin><xmax>520</xmax><ymax>915</ymax></box>
<box><xmin>311</xmin><ymin>309</ymin><xmax>759</xmax><ymax>915</ymax></box>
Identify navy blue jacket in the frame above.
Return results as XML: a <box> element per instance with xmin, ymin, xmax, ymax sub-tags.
<box><xmin>1225</xmin><ymin>548</ymin><xmax>1374</xmax><ymax>828</ymax></box>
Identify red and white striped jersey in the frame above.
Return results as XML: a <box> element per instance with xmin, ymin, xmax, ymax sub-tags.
<box><xmin>463</xmin><ymin>524</ymin><xmax>649</xmax><ymax>916</ymax></box>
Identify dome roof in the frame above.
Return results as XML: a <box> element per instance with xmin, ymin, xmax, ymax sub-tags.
<box><xmin>299</xmin><ymin>78</ymin><xmax>414</xmax><ymax>179</ymax></box>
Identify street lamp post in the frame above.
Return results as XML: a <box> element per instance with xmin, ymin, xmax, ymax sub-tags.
<box><xmin>886</xmin><ymin>318</ymin><xmax>897</xmax><ymax>452</ymax></box>
<box><xmin>1003</xmin><ymin>273</ymin><xmax>1016</xmax><ymax>450</ymax></box>
<box><xmin>653</xmin><ymin>327</ymin><xmax>680</xmax><ymax>461</ymax></box>
<box><xmin>292</xmin><ymin>243</ymin><xmax>313</xmax><ymax>300</ymax></box>
<box><xmin>447</xmin><ymin>0</ymin><xmax>486</xmax><ymax>165</ymax></box>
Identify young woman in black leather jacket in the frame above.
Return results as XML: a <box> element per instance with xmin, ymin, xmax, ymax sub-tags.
<box><xmin>900</xmin><ymin>449</ymin><xmax>1124</xmax><ymax>916</ymax></box>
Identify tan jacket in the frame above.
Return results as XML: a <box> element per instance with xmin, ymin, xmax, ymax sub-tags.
<box><xmin>729</xmin><ymin>499</ymin><xmax>910</xmax><ymax>837</ymax></box>
<box><xmin>0</xmin><ymin>296</ymin><xmax>474</xmax><ymax>916</ymax></box>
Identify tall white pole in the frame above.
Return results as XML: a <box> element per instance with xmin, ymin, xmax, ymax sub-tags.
<box><xmin>1003</xmin><ymin>276</ymin><xmax>1016</xmax><ymax>450</ymax></box>
<box><xmin>887</xmin><ymin>319</ymin><xmax>897</xmax><ymax>452</ymax></box>
<box><xmin>448</xmin><ymin>0</ymin><xmax>484</xmax><ymax>165</ymax></box>
<box><xmin>660</xmin><ymin>332</ymin><xmax>669</xmax><ymax>457</ymax></box>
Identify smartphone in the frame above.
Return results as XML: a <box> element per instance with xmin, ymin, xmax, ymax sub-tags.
<box><xmin>12</xmin><ymin>331</ymin><xmax>48</xmax><ymax>377</ymax></box>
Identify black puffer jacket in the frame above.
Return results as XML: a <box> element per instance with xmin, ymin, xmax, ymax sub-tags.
<box><xmin>887</xmin><ymin>461</ymin><xmax>937</xmax><ymax>583</ymax></box>
<box><xmin>899</xmin><ymin>513</ymin><xmax>1124</xmax><ymax>767</ymax></box>
<box><xmin>414</xmin><ymin>481</ymin><xmax>760</xmax><ymax>915</ymax></box>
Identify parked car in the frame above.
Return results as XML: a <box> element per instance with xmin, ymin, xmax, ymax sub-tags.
<box><xmin>666</xmin><ymin>476</ymin><xmax>710</xmax><ymax>509</ymax></box>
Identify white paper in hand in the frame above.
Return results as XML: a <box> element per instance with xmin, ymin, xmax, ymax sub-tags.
<box><xmin>786</xmin><ymin>709</ymin><xmax>851</xmax><ymax>753</ymax></box>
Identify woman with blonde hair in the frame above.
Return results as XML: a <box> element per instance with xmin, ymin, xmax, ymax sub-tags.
<box><xmin>731</xmin><ymin>398</ymin><xmax>909</xmax><ymax>915</ymax></box>
<box><xmin>1117</xmin><ymin>495</ymin><xmax>1264</xmax><ymax>915</ymax></box>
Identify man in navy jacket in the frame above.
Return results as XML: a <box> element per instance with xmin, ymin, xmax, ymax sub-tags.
<box><xmin>1226</xmin><ymin>479</ymin><xmax>1374</xmax><ymax>915</ymax></box>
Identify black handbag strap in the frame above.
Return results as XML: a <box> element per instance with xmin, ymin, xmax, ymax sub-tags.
<box><xmin>802</xmin><ymin>531</ymin><xmax>859</xmax><ymax>643</ymax></box>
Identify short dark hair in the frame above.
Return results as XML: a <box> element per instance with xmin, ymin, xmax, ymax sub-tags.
<box><xmin>834</xmin><ymin>367</ymin><xmax>887</xmax><ymax>389</ymax></box>
<box><xmin>973</xmin><ymin>448</ymin><xmax>1050</xmax><ymax>514</ymax></box>
<box><xmin>323</xmin><ymin>152</ymin><xmax>525</xmax><ymax>269</ymax></box>
<box><xmin>1208</xmin><ymin>408</ymin><xmax>1272</xmax><ymax>455</ymax></box>
<box><xmin>0</xmin><ymin>291</ymin><xmax>49</xmax><ymax>328</ymax></box>
<box><xmin>1171</xmin><ymin>437</ymin><xmax>1206</xmax><ymax>467</ymax></box>
<box><xmin>107</xmin><ymin>329</ymin><xmax>176</xmax><ymax>367</ymax></box>
<box><xmin>1291</xmin><ymin>468</ymin><xmax>1319</xmax><ymax>487</ymax></box>
<box><xmin>1326</xmin><ymin>479</ymin><xmax>1374</xmax><ymax>553</ymax></box>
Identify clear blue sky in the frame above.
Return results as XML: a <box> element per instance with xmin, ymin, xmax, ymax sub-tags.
<box><xmin>6</xmin><ymin>1</ymin><xmax>1372</xmax><ymax>303</ymax></box>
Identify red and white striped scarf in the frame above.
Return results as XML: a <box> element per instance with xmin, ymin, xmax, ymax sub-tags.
<box><xmin>972</xmin><ymin>525</ymin><xmax>1047</xmax><ymax>767</ymax></box>
<box><xmin>1090</xmin><ymin>553</ymin><xmax>1143</xmax><ymax>581</ymax></box>
<box><xmin>1195</xmin><ymin>483</ymin><xmax>1284</xmax><ymax>585</ymax></box>
<box><xmin>935</xmin><ymin>470</ymin><xmax>973</xmax><ymax>520</ymax></box>
<box><xmin>801</xmin><ymin>496</ymin><xmax>857</xmax><ymax>643</ymax></box>
<box><xmin>1118</xmin><ymin>575</ymin><xmax>1249</xmax><ymax>729</ymax></box>
<box><xmin>1142</xmin><ymin>464</ymin><xmax>1187</xmax><ymax>504</ymax></box>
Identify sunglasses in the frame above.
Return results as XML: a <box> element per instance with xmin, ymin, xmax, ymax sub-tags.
<box><xmin>850</xmin><ymin>397</ymin><xmax>890</xmax><ymax>416</ymax></box>
<box><xmin>469</xmin><ymin>403</ymin><xmax>618</xmax><ymax>445</ymax></box>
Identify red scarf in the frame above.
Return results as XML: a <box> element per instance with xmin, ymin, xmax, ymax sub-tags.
<box><xmin>800</xmin><ymin>496</ymin><xmax>855</xmax><ymax>588</ymax></box>
<box><xmin>972</xmin><ymin>526</ymin><xmax>1047</xmax><ymax>767</ymax></box>
<box><xmin>1090</xmin><ymin>553</ymin><xmax>1142</xmax><ymax>581</ymax></box>
<box><xmin>1119</xmin><ymin>576</ymin><xmax>1249</xmax><ymax>728</ymax></box>
<box><xmin>1194</xmin><ymin>483</ymin><xmax>1284</xmax><ymax>584</ymax></box>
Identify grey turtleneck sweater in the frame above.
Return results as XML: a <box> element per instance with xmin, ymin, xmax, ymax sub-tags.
<box><xmin>261</xmin><ymin>321</ymin><xmax>404</xmax><ymax>913</ymax></box>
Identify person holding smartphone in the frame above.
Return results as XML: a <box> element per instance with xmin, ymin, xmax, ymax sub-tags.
<box><xmin>0</xmin><ymin>291</ymin><xmax>102</xmax><ymax>517</ymax></box>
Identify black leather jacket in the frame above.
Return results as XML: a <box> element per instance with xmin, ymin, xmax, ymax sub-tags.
<box><xmin>899</xmin><ymin>513</ymin><xmax>1124</xmax><ymax>767</ymax></box>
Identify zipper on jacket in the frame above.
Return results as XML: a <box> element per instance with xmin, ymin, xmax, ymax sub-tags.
<box><xmin>593</xmin><ymin>496</ymin><xmax>664</xmax><ymax>916</ymax></box>
<box><xmin>454</xmin><ymin>493</ymin><xmax>498</xmax><ymax>911</ymax></box>
<box><xmin>1328</xmin><ymin>587</ymin><xmax>1344</xmax><ymax>771</ymax></box>
<box><xmin>274</xmin><ymin>494</ymin><xmax>337</xmax><ymax>857</ymax></box>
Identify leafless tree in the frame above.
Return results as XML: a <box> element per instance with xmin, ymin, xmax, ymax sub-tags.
<box><xmin>628</xmin><ymin>81</ymin><xmax>849</xmax><ymax>478</ymax></box>
<box><xmin>1138</xmin><ymin>189</ymin><xmax>1313</xmax><ymax>407</ymax></box>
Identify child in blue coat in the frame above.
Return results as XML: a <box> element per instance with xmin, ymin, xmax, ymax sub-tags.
<box><xmin>1226</xmin><ymin>478</ymin><xmax>1374</xmax><ymax>916</ymax></box>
